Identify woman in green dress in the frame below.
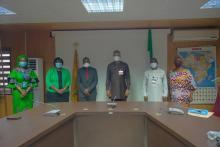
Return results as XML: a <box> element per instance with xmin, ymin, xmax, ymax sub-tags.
<box><xmin>7</xmin><ymin>55</ymin><xmax>39</xmax><ymax>114</ymax></box>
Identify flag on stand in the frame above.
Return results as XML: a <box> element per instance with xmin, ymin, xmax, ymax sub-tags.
<box><xmin>147</xmin><ymin>29</ymin><xmax>153</xmax><ymax>60</ymax></box>
<box><xmin>71</xmin><ymin>49</ymin><xmax>79</xmax><ymax>102</ymax></box>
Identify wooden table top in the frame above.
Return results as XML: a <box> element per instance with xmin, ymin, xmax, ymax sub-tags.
<box><xmin>0</xmin><ymin>102</ymin><xmax>219</xmax><ymax>147</ymax></box>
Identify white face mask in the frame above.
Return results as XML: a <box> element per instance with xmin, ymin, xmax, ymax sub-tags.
<box><xmin>83</xmin><ymin>63</ymin><xmax>90</xmax><ymax>67</ymax></box>
<box><xmin>114</xmin><ymin>56</ymin><xmax>121</xmax><ymax>61</ymax></box>
<box><xmin>150</xmin><ymin>63</ymin><xmax>158</xmax><ymax>69</ymax></box>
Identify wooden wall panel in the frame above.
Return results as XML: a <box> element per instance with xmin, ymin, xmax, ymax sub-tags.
<box><xmin>0</xmin><ymin>96</ymin><xmax>7</xmax><ymax>117</ymax></box>
<box><xmin>0</xmin><ymin>31</ymin><xmax>26</xmax><ymax>68</ymax></box>
<box><xmin>0</xmin><ymin>95</ymin><xmax>13</xmax><ymax>117</ymax></box>
<box><xmin>26</xmin><ymin>31</ymin><xmax>55</xmax><ymax>73</ymax></box>
<box><xmin>0</xmin><ymin>30</ymin><xmax>55</xmax><ymax>118</ymax></box>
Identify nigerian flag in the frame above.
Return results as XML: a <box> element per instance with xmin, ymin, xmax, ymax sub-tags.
<box><xmin>147</xmin><ymin>29</ymin><xmax>153</xmax><ymax>59</ymax></box>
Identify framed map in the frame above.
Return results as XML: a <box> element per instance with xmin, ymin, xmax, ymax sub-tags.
<box><xmin>177</xmin><ymin>46</ymin><xmax>217</xmax><ymax>104</ymax></box>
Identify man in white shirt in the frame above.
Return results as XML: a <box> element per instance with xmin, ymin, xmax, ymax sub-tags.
<box><xmin>143</xmin><ymin>58</ymin><xmax>168</xmax><ymax>102</ymax></box>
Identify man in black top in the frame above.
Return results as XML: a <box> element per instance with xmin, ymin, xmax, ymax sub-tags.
<box><xmin>106</xmin><ymin>50</ymin><xmax>131</xmax><ymax>101</ymax></box>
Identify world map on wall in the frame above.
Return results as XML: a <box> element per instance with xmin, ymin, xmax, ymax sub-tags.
<box><xmin>178</xmin><ymin>48</ymin><xmax>216</xmax><ymax>87</ymax></box>
<box><xmin>177</xmin><ymin>46</ymin><xmax>217</xmax><ymax>104</ymax></box>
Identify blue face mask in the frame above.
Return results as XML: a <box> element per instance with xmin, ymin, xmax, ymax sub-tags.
<box><xmin>55</xmin><ymin>62</ymin><xmax>63</xmax><ymax>69</ymax></box>
<box><xmin>19</xmin><ymin>61</ymin><xmax>28</xmax><ymax>68</ymax></box>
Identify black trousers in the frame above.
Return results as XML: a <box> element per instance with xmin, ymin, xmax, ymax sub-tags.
<box><xmin>45</xmin><ymin>92</ymin><xmax>69</xmax><ymax>103</ymax></box>
<box><xmin>111</xmin><ymin>98</ymin><xmax>127</xmax><ymax>101</ymax></box>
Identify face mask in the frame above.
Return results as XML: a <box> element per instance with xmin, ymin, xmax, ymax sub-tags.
<box><xmin>83</xmin><ymin>63</ymin><xmax>90</xmax><ymax>68</ymax></box>
<box><xmin>19</xmin><ymin>61</ymin><xmax>28</xmax><ymax>68</ymax></box>
<box><xmin>175</xmin><ymin>61</ymin><xmax>182</xmax><ymax>68</ymax></box>
<box><xmin>55</xmin><ymin>62</ymin><xmax>63</xmax><ymax>69</ymax></box>
<box><xmin>150</xmin><ymin>63</ymin><xmax>158</xmax><ymax>69</ymax></box>
<box><xmin>114</xmin><ymin>56</ymin><xmax>121</xmax><ymax>61</ymax></box>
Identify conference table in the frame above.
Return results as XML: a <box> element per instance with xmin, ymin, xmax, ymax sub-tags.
<box><xmin>0</xmin><ymin>102</ymin><xmax>219</xmax><ymax>147</ymax></box>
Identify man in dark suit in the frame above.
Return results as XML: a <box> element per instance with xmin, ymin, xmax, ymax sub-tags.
<box><xmin>77</xmin><ymin>57</ymin><xmax>98</xmax><ymax>101</ymax></box>
<box><xmin>106</xmin><ymin>50</ymin><xmax>131</xmax><ymax>101</ymax></box>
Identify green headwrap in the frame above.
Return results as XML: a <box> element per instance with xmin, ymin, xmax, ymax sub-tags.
<box><xmin>16</xmin><ymin>54</ymin><xmax>28</xmax><ymax>67</ymax></box>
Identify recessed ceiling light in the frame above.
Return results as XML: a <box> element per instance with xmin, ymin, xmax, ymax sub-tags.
<box><xmin>81</xmin><ymin>0</ymin><xmax>124</xmax><ymax>13</ymax></box>
<box><xmin>200</xmin><ymin>0</ymin><xmax>220</xmax><ymax>9</ymax></box>
<box><xmin>0</xmin><ymin>6</ymin><xmax>16</xmax><ymax>15</ymax></box>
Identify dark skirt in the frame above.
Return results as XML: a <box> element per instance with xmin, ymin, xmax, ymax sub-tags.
<box><xmin>45</xmin><ymin>92</ymin><xmax>69</xmax><ymax>103</ymax></box>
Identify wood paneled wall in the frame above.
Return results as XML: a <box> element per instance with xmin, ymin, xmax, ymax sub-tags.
<box><xmin>0</xmin><ymin>31</ymin><xmax>26</xmax><ymax>67</ymax></box>
<box><xmin>0</xmin><ymin>30</ymin><xmax>55</xmax><ymax>117</ymax></box>
<box><xmin>0</xmin><ymin>30</ymin><xmax>55</xmax><ymax>74</ymax></box>
<box><xmin>26</xmin><ymin>31</ymin><xmax>55</xmax><ymax>84</ymax></box>
<box><xmin>0</xmin><ymin>95</ymin><xmax>13</xmax><ymax>117</ymax></box>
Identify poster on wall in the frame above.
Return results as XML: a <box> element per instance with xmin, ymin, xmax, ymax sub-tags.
<box><xmin>177</xmin><ymin>46</ymin><xmax>217</xmax><ymax>104</ymax></box>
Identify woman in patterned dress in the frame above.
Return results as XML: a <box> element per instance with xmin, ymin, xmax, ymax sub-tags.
<box><xmin>7</xmin><ymin>55</ymin><xmax>39</xmax><ymax>113</ymax></box>
<box><xmin>169</xmin><ymin>56</ymin><xmax>196</xmax><ymax>104</ymax></box>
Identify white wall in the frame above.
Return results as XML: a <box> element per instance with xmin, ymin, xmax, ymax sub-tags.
<box><xmin>54</xmin><ymin>29</ymin><xmax>170</xmax><ymax>101</ymax></box>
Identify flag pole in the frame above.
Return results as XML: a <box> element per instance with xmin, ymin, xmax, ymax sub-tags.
<box><xmin>71</xmin><ymin>42</ymin><xmax>79</xmax><ymax>103</ymax></box>
<box><xmin>147</xmin><ymin>29</ymin><xmax>153</xmax><ymax>61</ymax></box>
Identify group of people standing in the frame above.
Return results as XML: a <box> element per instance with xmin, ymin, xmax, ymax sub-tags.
<box><xmin>8</xmin><ymin>50</ymin><xmax>196</xmax><ymax>114</ymax></box>
<box><xmin>45</xmin><ymin>50</ymin><xmax>131</xmax><ymax>102</ymax></box>
<box><xmin>144</xmin><ymin>56</ymin><xmax>196</xmax><ymax>104</ymax></box>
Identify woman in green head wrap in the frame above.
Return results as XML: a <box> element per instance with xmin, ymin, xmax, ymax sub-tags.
<box><xmin>7</xmin><ymin>54</ymin><xmax>39</xmax><ymax>114</ymax></box>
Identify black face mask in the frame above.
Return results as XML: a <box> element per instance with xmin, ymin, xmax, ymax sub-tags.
<box><xmin>175</xmin><ymin>61</ymin><xmax>182</xmax><ymax>68</ymax></box>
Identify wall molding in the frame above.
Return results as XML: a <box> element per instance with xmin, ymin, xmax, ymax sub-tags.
<box><xmin>0</xmin><ymin>18</ymin><xmax>220</xmax><ymax>31</ymax></box>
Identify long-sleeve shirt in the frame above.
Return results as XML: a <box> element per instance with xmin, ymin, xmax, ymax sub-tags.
<box><xmin>46</xmin><ymin>67</ymin><xmax>71</xmax><ymax>93</ymax></box>
<box><xmin>106</xmin><ymin>61</ymin><xmax>130</xmax><ymax>100</ymax></box>
<box><xmin>143</xmin><ymin>68</ymin><xmax>168</xmax><ymax>102</ymax></box>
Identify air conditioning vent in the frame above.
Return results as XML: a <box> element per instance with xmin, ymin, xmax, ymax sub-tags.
<box><xmin>28</xmin><ymin>58</ymin><xmax>44</xmax><ymax>106</ymax></box>
<box><xmin>173</xmin><ymin>29</ymin><xmax>219</xmax><ymax>41</ymax></box>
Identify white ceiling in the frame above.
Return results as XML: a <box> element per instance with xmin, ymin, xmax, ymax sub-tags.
<box><xmin>0</xmin><ymin>0</ymin><xmax>220</xmax><ymax>24</ymax></box>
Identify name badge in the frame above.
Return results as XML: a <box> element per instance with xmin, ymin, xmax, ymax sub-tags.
<box><xmin>22</xmin><ymin>82</ymin><xmax>28</xmax><ymax>88</ymax></box>
<box><xmin>151</xmin><ymin>76</ymin><xmax>158</xmax><ymax>84</ymax></box>
<box><xmin>118</xmin><ymin>70</ymin><xmax>124</xmax><ymax>75</ymax></box>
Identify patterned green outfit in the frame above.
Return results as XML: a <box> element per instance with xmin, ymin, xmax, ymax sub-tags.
<box><xmin>7</xmin><ymin>55</ymin><xmax>38</xmax><ymax>114</ymax></box>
